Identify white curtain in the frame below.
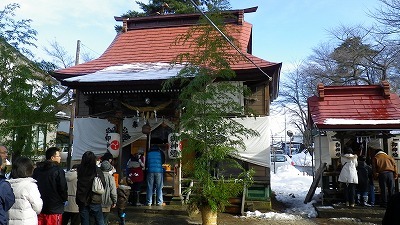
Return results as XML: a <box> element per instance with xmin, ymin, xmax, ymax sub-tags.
<box><xmin>72</xmin><ymin>117</ymin><xmax>271</xmax><ymax>168</ymax></box>
<box><xmin>72</xmin><ymin>117</ymin><xmax>173</xmax><ymax>160</ymax></box>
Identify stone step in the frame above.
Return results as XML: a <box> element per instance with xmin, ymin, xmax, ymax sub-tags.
<box><xmin>314</xmin><ymin>203</ymin><xmax>385</xmax><ymax>224</ymax></box>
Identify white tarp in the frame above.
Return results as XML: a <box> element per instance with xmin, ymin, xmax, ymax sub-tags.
<box><xmin>71</xmin><ymin>117</ymin><xmax>271</xmax><ymax>167</ymax></box>
<box><xmin>231</xmin><ymin>117</ymin><xmax>271</xmax><ymax>167</ymax></box>
<box><xmin>71</xmin><ymin>117</ymin><xmax>174</xmax><ymax>160</ymax></box>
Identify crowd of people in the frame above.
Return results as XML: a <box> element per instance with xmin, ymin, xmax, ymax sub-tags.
<box><xmin>0</xmin><ymin>144</ymin><xmax>166</xmax><ymax>225</ymax></box>
<box><xmin>335</xmin><ymin>146</ymin><xmax>399</xmax><ymax>224</ymax></box>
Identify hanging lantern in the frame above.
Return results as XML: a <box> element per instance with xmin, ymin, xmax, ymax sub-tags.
<box><xmin>106</xmin><ymin>133</ymin><xmax>120</xmax><ymax>158</ymax></box>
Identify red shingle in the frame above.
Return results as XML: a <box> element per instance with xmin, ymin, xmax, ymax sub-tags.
<box><xmin>54</xmin><ymin>19</ymin><xmax>279</xmax><ymax>77</ymax></box>
<box><xmin>308</xmin><ymin>82</ymin><xmax>400</xmax><ymax>130</ymax></box>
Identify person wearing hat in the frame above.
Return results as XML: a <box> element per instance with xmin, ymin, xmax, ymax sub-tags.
<box><xmin>96</xmin><ymin>161</ymin><xmax>117</xmax><ymax>225</ymax></box>
<box><xmin>338</xmin><ymin>147</ymin><xmax>358</xmax><ymax>207</ymax></box>
<box><xmin>100</xmin><ymin>151</ymin><xmax>116</xmax><ymax>175</ymax></box>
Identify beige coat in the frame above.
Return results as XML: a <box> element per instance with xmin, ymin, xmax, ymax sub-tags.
<box><xmin>65</xmin><ymin>169</ymin><xmax>79</xmax><ymax>213</ymax></box>
<box><xmin>101</xmin><ymin>171</ymin><xmax>117</xmax><ymax>212</ymax></box>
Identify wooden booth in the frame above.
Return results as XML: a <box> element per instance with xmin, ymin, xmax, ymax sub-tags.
<box><xmin>305</xmin><ymin>81</ymin><xmax>400</xmax><ymax>205</ymax></box>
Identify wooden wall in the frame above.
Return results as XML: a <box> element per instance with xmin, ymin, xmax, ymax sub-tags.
<box><xmin>246</xmin><ymin>84</ymin><xmax>270</xmax><ymax>116</ymax></box>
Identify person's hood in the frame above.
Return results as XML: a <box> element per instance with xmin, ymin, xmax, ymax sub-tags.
<box><xmin>35</xmin><ymin>160</ymin><xmax>58</xmax><ymax>171</ymax></box>
<box><xmin>8</xmin><ymin>177</ymin><xmax>37</xmax><ymax>184</ymax></box>
<box><xmin>65</xmin><ymin>169</ymin><xmax>77</xmax><ymax>182</ymax></box>
<box><xmin>375</xmin><ymin>151</ymin><xmax>387</xmax><ymax>157</ymax></box>
<box><xmin>342</xmin><ymin>153</ymin><xmax>357</xmax><ymax>159</ymax></box>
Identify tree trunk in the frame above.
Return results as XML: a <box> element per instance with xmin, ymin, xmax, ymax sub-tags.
<box><xmin>201</xmin><ymin>205</ymin><xmax>217</xmax><ymax>225</ymax></box>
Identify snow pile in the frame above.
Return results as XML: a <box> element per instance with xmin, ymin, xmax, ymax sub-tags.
<box><xmin>245</xmin><ymin>210</ymin><xmax>303</xmax><ymax>220</ymax></box>
<box><xmin>244</xmin><ymin>156</ymin><xmax>321</xmax><ymax>220</ymax></box>
<box><xmin>291</xmin><ymin>152</ymin><xmax>313</xmax><ymax>167</ymax></box>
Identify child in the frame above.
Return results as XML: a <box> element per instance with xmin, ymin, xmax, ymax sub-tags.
<box><xmin>356</xmin><ymin>156</ymin><xmax>371</xmax><ymax>206</ymax></box>
<box><xmin>117</xmin><ymin>177</ymin><xmax>131</xmax><ymax>225</ymax></box>
<box><xmin>0</xmin><ymin>157</ymin><xmax>15</xmax><ymax>225</ymax></box>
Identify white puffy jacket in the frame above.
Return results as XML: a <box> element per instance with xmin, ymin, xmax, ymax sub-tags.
<box><xmin>8</xmin><ymin>177</ymin><xmax>43</xmax><ymax>225</ymax></box>
<box><xmin>338</xmin><ymin>153</ymin><xmax>359</xmax><ymax>184</ymax></box>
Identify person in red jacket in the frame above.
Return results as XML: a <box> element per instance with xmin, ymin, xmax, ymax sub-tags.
<box><xmin>372</xmin><ymin>148</ymin><xmax>397</xmax><ymax>208</ymax></box>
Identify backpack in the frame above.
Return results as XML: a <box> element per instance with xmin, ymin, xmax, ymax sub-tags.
<box><xmin>127</xmin><ymin>167</ymin><xmax>144</xmax><ymax>184</ymax></box>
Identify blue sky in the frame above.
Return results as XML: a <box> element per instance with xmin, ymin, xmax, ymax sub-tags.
<box><xmin>0</xmin><ymin>0</ymin><xmax>381</xmax><ymax>136</ymax></box>
<box><xmin>1</xmin><ymin>0</ymin><xmax>379</xmax><ymax>71</ymax></box>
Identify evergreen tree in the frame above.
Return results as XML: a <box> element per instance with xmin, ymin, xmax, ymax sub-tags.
<box><xmin>0</xmin><ymin>3</ymin><xmax>61</xmax><ymax>160</ymax></box>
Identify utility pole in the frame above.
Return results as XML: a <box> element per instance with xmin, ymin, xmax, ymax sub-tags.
<box><xmin>67</xmin><ymin>40</ymin><xmax>80</xmax><ymax>170</ymax></box>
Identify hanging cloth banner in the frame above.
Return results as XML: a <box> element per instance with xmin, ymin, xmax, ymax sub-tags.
<box><xmin>106</xmin><ymin>133</ymin><xmax>120</xmax><ymax>158</ymax></box>
<box><xmin>168</xmin><ymin>133</ymin><xmax>182</xmax><ymax>159</ymax></box>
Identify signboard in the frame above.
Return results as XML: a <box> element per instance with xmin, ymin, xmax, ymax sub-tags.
<box><xmin>168</xmin><ymin>133</ymin><xmax>182</xmax><ymax>159</ymax></box>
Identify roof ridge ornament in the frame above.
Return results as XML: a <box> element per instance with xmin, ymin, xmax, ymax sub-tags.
<box><xmin>381</xmin><ymin>80</ymin><xmax>390</xmax><ymax>99</ymax></box>
<box><xmin>317</xmin><ymin>83</ymin><xmax>324</xmax><ymax>100</ymax></box>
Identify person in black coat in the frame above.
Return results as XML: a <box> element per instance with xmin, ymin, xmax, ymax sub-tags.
<box><xmin>76</xmin><ymin>151</ymin><xmax>106</xmax><ymax>225</ymax></box>
<box><xmin>382</xmin><ymin>192</ymin><xmax>400</xmax><ymax>224</ymax></box>
<box><xmin>0</xmin><ymin>157</ymin><xmax>15</xmax><ymax>225</ymax></box>
<box><xmin>32</xmin><ymin>147</ymin><xmax>68</xmax><ymax>224</ymax></box>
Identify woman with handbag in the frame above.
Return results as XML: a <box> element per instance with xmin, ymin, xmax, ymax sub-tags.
<box><xmin>76</xmin><ymin>151</ymin><xmax>106</xmax><ymax>225</ymax></box>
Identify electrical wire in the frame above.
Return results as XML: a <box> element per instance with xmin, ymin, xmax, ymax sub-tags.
<box><xmin>188</xmin><ymin>0</ymin><xmax>272</xmax><ymax>81</ymax></box>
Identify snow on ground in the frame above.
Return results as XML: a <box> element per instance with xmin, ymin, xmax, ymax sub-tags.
<box><xmin>244</xmin><ymin>153</ymin><xmax>321</xmax><ymax>220</ymax></box>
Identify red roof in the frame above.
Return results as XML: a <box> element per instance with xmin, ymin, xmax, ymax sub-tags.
<box><xmin>53</xmin><ymin>9</ymin><xmax>281</xmax><ymax>82</ymax></box>
<box><xmin>307</xmin><ymin>81</ymin><xmax>400</xmax><ymax>130</ymax></box>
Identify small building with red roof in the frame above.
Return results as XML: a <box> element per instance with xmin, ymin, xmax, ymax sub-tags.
<box><xmin>307</xmin><ymin>81</ymin><xmax>400</xmax><ymax>204</ymax></box>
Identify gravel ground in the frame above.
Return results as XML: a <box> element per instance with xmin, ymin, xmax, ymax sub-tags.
<box><xmin>106</xmin><ymin>211</ymin><xmax>378</xmax><ymax>225</ymax></box>
<box><xmin>103</xmin><ymin>207</ymin><xmax>380</xmax><ymax>225</ymax></box>
<box><xmin>103</xmin><ymin>195</ymin><xmax>380</xmax><ymax>225</ymax></box>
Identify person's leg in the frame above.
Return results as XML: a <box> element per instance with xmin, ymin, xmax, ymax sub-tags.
<box><xmin>387</xmin><ymin>173</ymin><xmax>395</xmax><ymax>198</ymax></box>
<box><xmin>38</xmin><ymin>213</ymin><xmax>45</xmax><ymax>225</ymax></box>
<box><xmin>343</xmin><ymin>183</ymin><xmax>350</xmax><ymax>206</ymax></box>
<box><xmin>46</xmin><ymin>214</ymin><xmax>62</xmax><ymax>225</ymax></box>
<box><xmin>70</xmin><ymin>212</ymin><xmax>81</xmax><ymax>225</ymax></box>
<box><xmin>103</xmin><ymin>212</ymin><xmax>110</xmax><ymax>225</ymax></box>
<box><xmin>146</xmin><ymin>173</ymin><xmax>155</xmax><ymax>205</ymax></box>
<box><xmin>349</xmin><ymin>183</ymin><xmax>356</xmax><ymax>206</ymax></box>
<box><xmin>379</xmin><ymin>173</ymin><xmax>388</xmax><ymax>207</ymax></box>
<box><xmin>155</xmin><ymin>172</ymin><xmax>164</xmax><ymax>205</ymax></box>
<box><xmin>362</xmin><ymin>191</ymin><xmax>369</xmax><ymax>206</ymax></box>
<box><xmin>79</xmin><ymin>206</ymin><xmax>90</xmax><ymax>225</ymax></box>
<box><xmin>369</xmin><ymin>184</ymin><xmax>375</xmax><ymax>206</ymax></box>
<box><xmin>62</xmin><ymin>212</ymin><xmax>71</xmax><ymax>225</ymax></box>
<box><xmin>89</xmin><ymin>204</ymin><xmax>105</xmax><ymax>225</ymax></box>
<box><xmin>89</xmin><ymin>213</ymin><xmax>95</xmax><ymax>225</ymax></box>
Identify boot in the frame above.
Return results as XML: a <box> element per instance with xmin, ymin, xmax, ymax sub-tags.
<box><xmin>134</xmin><ymin>191</ymin><xmax>142</xmax><ymax>206</ymax></box>
<box><xmin>356</xmin><ymin>194</ymin><xmax>361</xmax><ymax>205</ymax></box>
<box><xmin>363</xmin><ymin>196</ymin><xmax>371</xmax><ymax>207</ymax></box>
<box><xmin>119</xmin><ymin>212</ymin><xmax>126</xmax><ymax>225</ymax></box>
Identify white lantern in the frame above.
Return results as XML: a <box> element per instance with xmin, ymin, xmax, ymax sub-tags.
<box><xmin>106</xmin><ymin>133</ymin><xmax>120</xmax><ymax>158</ymax></box>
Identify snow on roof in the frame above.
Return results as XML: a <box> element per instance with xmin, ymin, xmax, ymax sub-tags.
<box><xmin>64</xmin><ymin>63</ymin><xmax>184</xmax><ymax>83</ymax></box>
<box><xmin>324</xmin><ymin>118</ymin><xmax>400</xmax><ymax>125</ymax></box>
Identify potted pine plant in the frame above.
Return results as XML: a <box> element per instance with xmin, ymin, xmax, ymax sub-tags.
<box><xmin>164</xmin><ymin>6</ymin><xmax>258</xmax><ymax>224</ymax></box>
